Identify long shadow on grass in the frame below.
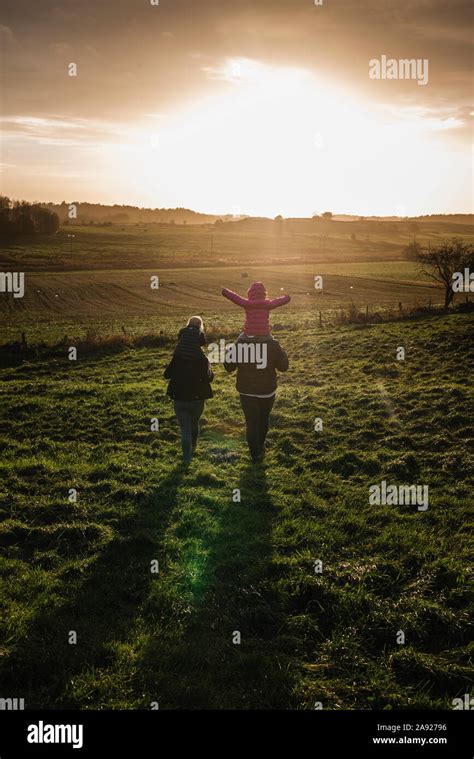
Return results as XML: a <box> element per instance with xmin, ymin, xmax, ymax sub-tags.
<box><xmin>135</xmin><ymin>462</ymin><xmax>295</xmax><ymax>709</ymax></box>
<box><xmin>0</xmin><ymin>463</ymin><xmax>188</xmax><ymax>708</ymax></box>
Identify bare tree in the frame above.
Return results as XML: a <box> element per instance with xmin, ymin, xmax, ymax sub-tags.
<box><xmin>416</xmin><ymin>238</ymin><xmax>473</xmax><ymax>309</ymax></box>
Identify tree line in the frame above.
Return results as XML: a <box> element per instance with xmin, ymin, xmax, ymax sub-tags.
<box><xmin>0</xmin><ymin>196</ymin><xmax>60</xmax><ymax>236</ymax></box>
<box><xmin>48</xmin><ymin>201</ymin><xmax>219</xmax><ymax>225</ymax></box>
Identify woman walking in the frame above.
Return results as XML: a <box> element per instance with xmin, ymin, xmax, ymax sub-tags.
<box><xmin>164</xmin><ymin>316</ymin><xmax>213</xmax><ymax>463</ymax></box>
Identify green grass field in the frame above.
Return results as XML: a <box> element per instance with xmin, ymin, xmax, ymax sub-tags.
<box><xmin>2</xmin><ymin>218</ymin><xmax>473</xmax><ymax>272</ymax></box>
<box><xmin>1</xmin><ymin>222</ymin><xmax>472</xmax><ymax>709</ymax></box>
<box><xmin>1</xmin><ymin>310</ymin><xmax>472</xmax><ymax>709</ymax></box>
<box><xmin>2</xmin><ymin>221</ymin><xmax>474</xmax><ymax>343</ymax></box>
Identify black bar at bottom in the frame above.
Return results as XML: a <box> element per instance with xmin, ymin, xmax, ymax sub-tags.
<box><xmin>0</xmin><ymin>710</ymin><xmax>472</xmax><ymax>757</ymax></box>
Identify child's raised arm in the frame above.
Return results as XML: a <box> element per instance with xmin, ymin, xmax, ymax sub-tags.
<box><xmin>268</xmin><ymin>294</ymin><xmax>291</xmax><ymax>310</ymax></box>
<box><xmin>221</xmin><ymin>288</ymin><xmax>248</xmax><ymax>307</ymax></box>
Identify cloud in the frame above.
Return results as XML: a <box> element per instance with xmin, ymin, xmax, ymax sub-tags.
<box><xmin>0</xmin><ymin>115</ymin><xmax>131</xmax><ymax>149</ymax></box>
<box><xmin>0</xmin><ymin>24</ymin><xmax>15</xmax><ymax>43</ymax></box>
<box><xmin>48</xmin><ymin>42</ymin><xmax>75</xmax><ymax>56</ymax></box>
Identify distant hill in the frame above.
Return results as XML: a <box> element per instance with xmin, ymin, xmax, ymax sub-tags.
<box><xmin>332</xmin><ymin>214</ymin><xmax>474</xmax><ymax>224</ymax></box>
<box><xmin>35</xmin><ymin>201</ymin><xmax>474</xmax><ymax>226</ymax></box>
<box><xmin>42</xmin><ymin>201</ymin><xmax>243</xmax><ymax>226</ymax></box>
<box><xmin>408</xmin><ymin>214</ymin><xmax>474</xmax><ymax>224</ymax></box>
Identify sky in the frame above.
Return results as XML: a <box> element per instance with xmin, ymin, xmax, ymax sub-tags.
<box><xmin>1</xmin><ymin>0</ymin><xmax>472</xmax><ymax>217</ymax></box>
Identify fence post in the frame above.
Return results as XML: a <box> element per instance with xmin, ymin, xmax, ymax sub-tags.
<box><xmin>21</xmin><ymin>332</ymin><xmax>27</xmax><ymax>350</ymax></box>
<box><xmin>319</xmin><ymin>311</ymin><xmax>322</xmax><ymax>327</ymax></box>
<box><xmin>366</xmin><ymin>304</ymin><xmax>369</xmax><ymax>318</ymax></box>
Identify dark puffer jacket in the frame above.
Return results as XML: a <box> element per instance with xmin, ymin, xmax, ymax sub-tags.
<box><xmin>224</xmin><ymin>334</ymin><xmax>288</xmax><ymax>395</ymax></box>
<box><xmin>164</xmin><ymin>354</ymin><xmax>214</xmax><ymax>401</ymax></box>
<box><xmin>174</xmin><ymin>325</ymin><xmax>206</xmax><ymax>360</ymax></box>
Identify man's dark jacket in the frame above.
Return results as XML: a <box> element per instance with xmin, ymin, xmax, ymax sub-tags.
<box><xmin>224</xmin><ymin>334</ymin><xmax>289</xmax><ymax>395</ymax></box>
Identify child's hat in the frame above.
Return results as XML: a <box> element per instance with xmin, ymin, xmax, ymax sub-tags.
<box><xmin>247</xmin><ymin>281</ymin><xmax>267</xmax><ymax>298</ymax></box>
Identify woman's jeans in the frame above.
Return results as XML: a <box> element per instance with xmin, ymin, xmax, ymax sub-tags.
<box><xmin>174</xmin><ymin>400</ymin><xmax>205</xmax><ymax>462</ymax></box>
<box><xmin>239</xmin><ymin>394</ymin><xmax>275</xmax><ymax>461</ymax></box>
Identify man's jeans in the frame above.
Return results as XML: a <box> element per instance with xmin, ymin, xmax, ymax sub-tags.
<box><xmin>239</xmin><ymin>394</ymin><xmax>275</xmax><ymax>461</ymax></box>
<box><xmin>174</xmin><ymin>400</ymin><xmax>205</xmax><ymax>462</ymax></box>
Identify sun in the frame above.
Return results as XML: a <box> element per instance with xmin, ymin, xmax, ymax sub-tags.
<box><xmin>108</xmin><ymin>58</ymin><xmax>468</xmax><ymax>218</ymax></box>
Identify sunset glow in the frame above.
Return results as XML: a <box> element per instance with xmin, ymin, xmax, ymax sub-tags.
<box><xmin>1</xmin><ymin>1</ymin><xmax>472</xmax><ymax>216</ymax></box>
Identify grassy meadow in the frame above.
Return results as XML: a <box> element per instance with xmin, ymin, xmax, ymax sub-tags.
<box><xmin>0</xmin><ymin>220</ymin><xmax>472</xmax><ymax>709</ymax></box>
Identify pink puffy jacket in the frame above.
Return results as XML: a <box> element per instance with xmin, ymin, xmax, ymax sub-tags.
<box><xmin>222</xmin><ymin>282</ymin><xmax>291</xmax><ymax>335</ymax></box>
